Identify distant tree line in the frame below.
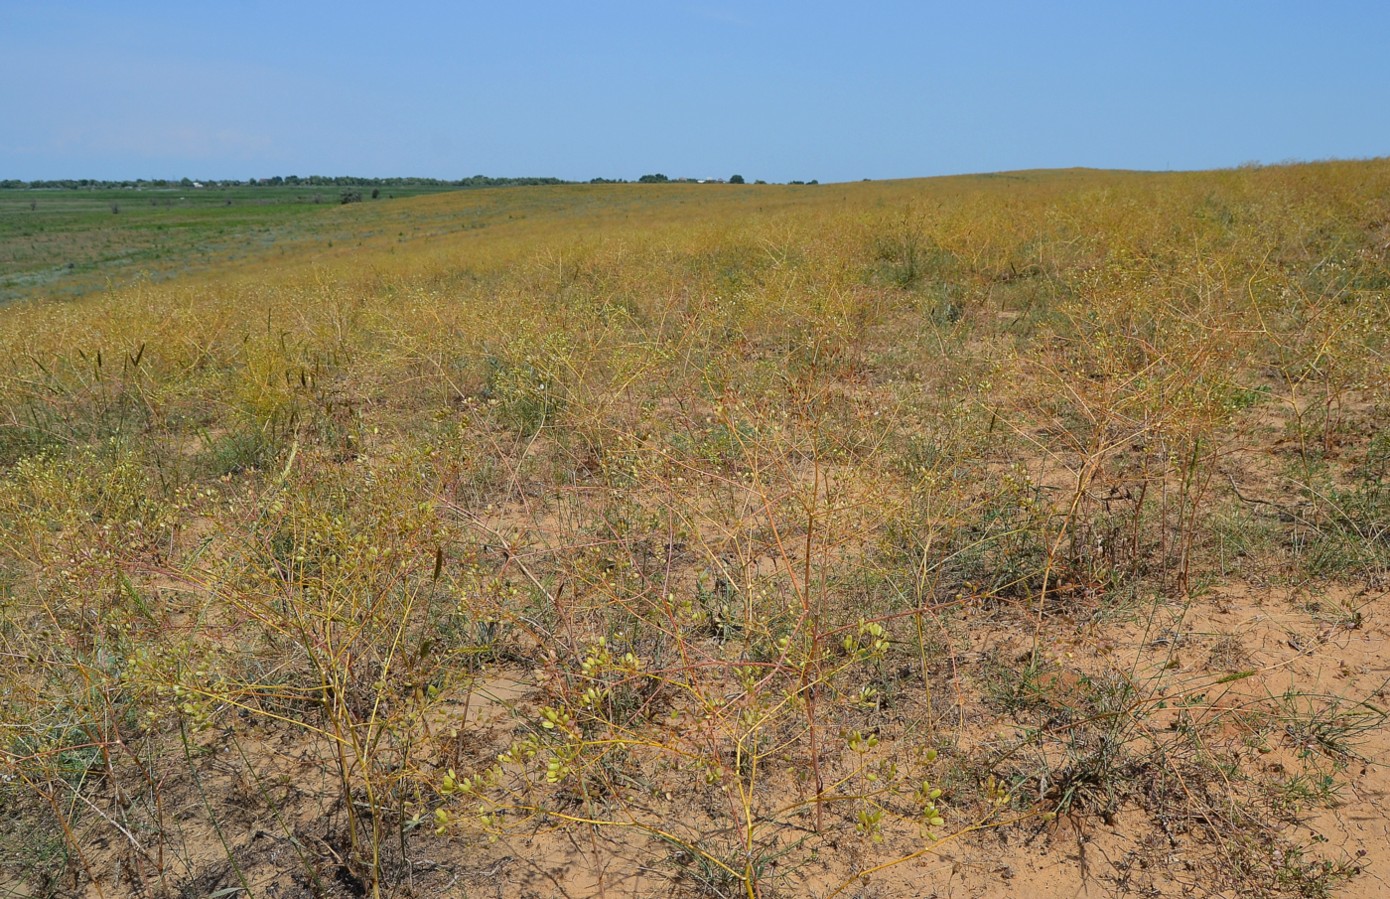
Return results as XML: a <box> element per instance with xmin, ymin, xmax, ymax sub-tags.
<box><xmin>1</xmin><ymin>173</ymin><xmax>806</xmax><ymax>190</ymax></box>
<box><xmin>0</xmin><ymin>175</ymin><xmax>572</xmax><ymax>190</ymax></box>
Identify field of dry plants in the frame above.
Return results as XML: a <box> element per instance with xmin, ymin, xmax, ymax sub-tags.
<box><xmin>2</xmin><ymin>161</ymin><xmax>1389</xmax><ymax>898</ymax></box>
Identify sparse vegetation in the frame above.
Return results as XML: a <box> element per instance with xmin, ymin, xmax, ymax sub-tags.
<box><xmin>1</xmin><ymin>160</ymin><xmax>1389</xmax><ymax>897</ymax></box>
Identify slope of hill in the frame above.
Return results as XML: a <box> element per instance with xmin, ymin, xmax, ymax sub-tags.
<box><xmin>2</xmin><ymin>160</ymin><xmax>1389</xmax><ymax>898</ymax></box>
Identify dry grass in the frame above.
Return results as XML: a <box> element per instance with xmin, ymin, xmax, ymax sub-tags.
<box><xmin>2</xmin><ymin>161</ymin><xmax>1389</xmax><ymax>898</ymax></box>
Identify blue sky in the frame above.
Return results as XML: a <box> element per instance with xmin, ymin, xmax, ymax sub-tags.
<box><xmin>3</xmin><ymin>2</ymin><xmax>1387</xmax><ymax>183</ymax></box>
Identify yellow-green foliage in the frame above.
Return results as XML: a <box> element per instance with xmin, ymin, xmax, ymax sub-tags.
<box><xmin>1</xmin><ymin>162</ymin><xmax>1388</xmax><ymax>897</ymax></box>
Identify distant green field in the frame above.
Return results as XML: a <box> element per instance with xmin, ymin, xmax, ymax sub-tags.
<box><xmin>0</xmin><ymin>184</ymin><xmax>463</xmax><ymax>304</ymax></box>
<box><xmin>0</xmin><ymin>178</ymin><xmax>850</xmax><ymax>305</ymax></box>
